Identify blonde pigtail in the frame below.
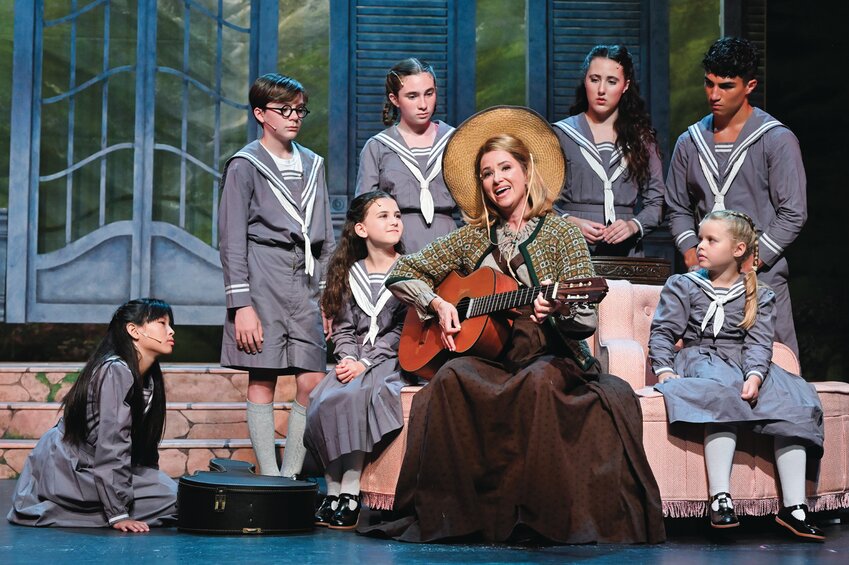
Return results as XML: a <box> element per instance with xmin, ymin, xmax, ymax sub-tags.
<box><xmin>739</xmin><ymin>238</ymin><xmax>759</xmax><ymax>330</ymax></box>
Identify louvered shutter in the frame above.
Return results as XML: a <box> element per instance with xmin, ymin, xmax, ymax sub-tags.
<box><xmin>527</xmin><ymin>0</ymin><xmax>668</xmax><ymax>152</ymax></box>
<box><xmin>327</xmin><ymin>0</ymin><xmax>475</xmax><ymax>212</ymax></box>
<box><xmin>549</xmin><ymin>0</ymin><xmax>646</xmax><ymax>120</ymax></box>
<box><xmin>724</xmin><ymin>0</ymin><xmax>766</xmax><ymax>109</ymax></box>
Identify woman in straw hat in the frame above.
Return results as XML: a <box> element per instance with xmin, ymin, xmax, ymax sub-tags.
<box><xmin>360</xmin><ymin>107</ymin><xmax>664</xmax><ymax>544</ymax></box>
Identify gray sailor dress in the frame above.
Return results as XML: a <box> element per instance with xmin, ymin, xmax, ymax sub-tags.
<box><xmin>7</xmin><ymin>358</ymin><xmax>177</xmax><ymax>527</ymax></box>
<box><xmin>649</xmin><ymin>272</ymin><xmax>823</xmax><ymax>455</ymax></box>
<box><xmin>553</xmin><ymin>113</ymin><xmax>665</xmax><ymax>257</ymax></box>
<box><xmin>304</xmin><ymin>260</ymin><xmax>409</xmax><ymax>466</ymax></box>
<box><xmin>665</xmin><ymin>107</ymin><xmax>807</xmax><ymax>355</ymax></box>
<box><xmin>219</xmin><ymin>140</ymin><xmax>335</xmax><ymax>373</ymax></box>
<box><xmin>356</xmin><ymin>121</ymin><xmax>457</xmax><ymax>253</ymax></box>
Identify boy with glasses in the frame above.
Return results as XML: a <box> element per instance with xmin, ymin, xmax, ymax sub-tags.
<box><xmin>218</xmin><ymin>73</ymin><xmax>335</xmax><ymax>477</ymax></box>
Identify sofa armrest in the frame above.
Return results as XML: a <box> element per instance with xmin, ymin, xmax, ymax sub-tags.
<box><xmin>598</xmin><ymin>338</ymin><xmax>648</xmax><ymax>390</ymax></box>
<box><xmin>772</xmin><ymin>342</ymin><xmax>800</xmax><ymax>375</ymax></box>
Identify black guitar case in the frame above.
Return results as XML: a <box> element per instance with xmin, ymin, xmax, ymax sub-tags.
<box><xmin>177</xmin><ymin>458</ymin><xmax>317</xmax><ymax>534</ymax></box>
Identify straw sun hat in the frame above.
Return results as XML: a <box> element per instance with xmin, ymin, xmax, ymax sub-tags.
<box><xmin>441</xmin><ymin>105</ymin><xmax>566</xmax><ymax>218</ymax></box>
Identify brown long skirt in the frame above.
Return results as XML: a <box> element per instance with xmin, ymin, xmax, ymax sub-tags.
<box><xmin>359</xmin><ymin>318</ymin><xmax>665</xmax><ymax>544</ymax></box>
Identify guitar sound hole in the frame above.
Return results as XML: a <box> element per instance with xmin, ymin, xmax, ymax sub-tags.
<box><xmin>456</xmin><ymin>297</ymin><xmax>471</xmax><ymax>322</ymax></box>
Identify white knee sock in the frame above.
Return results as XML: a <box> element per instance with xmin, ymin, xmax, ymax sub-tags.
<box><xmin>280</xmin><ymin>400</ymin><xmax>307</xmax><ymax>477</ymax></box>
<box><xmin>324</xmin><ymin>458</ymin><xmax>342</xmax><ymax>509</ymax></box>
<box><xmin>246</xmin><ymin>400</ymin><xmax>280</xmax><ymax>476</ymax></box>
<box><xmin>775</xmin><ymin>436</ymin><xmax>808</xmax><ymax>520</ymax></box>
<box><xmin>340</xmin><ymin>451</ymin><xmax>365</xmax><ymax>510</ymax></box>
<box><xmin>705</xmin><ymin>424</ymin><xmax>738</xmax><ymax>510</ymax></box>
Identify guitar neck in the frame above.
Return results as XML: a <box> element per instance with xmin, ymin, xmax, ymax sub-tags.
<box><xmin>464</xmin><ymin>283</ymin><xmax>558</xmax><ymax>319</ymax></box>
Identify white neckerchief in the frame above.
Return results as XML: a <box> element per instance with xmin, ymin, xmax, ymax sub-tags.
<box><xmin>233</xmin><ymin>145</ymin><xmax>322</xmax><ymax>277</ymax></box>
<box><xmin>554</xmin><ymin>119</ymin><xmax>626</xmax><ymax>224</ymax></box>
<box><xmin>579</xmin><ymin>147</ymin><xmax>627</xmax><ymax>224</ymax></box>
<box><xmin>685</xmin><ymin>271</ymin><xmax>747</xmax><ymax>337</ymax></box>
<box><xmin>348</xmin><ymin>261</ymin><xmax>394</xmax><ymax>345</ymax></box>
<box><xmin>688</xmin><ymin>119</ymin><xmax>783</xmax><ymax>212</ymax></box>
<box><xmin>373</xmin><ymin>125</ymin><xmax>454</xmax><ymax>225</ymax></box>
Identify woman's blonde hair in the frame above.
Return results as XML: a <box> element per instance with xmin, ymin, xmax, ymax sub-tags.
<box><xmin>702</xmin><ymin>210</ymin><xmax>760</xmax><ymax>330</ymax></box>
<box><xmin>465</xmin><ymin>134</ymin><xmax>553</xmax><ymax>228</ymax></box>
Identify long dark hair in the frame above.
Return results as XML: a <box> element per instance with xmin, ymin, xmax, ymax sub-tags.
<box><xmin>62</xmin><ymin>298</ymin><xmax>172</xmax><ymax>466</ymax></box>
<box><xmin>569</xmin><ymin>44</ymin><xmax>659</xmax><ymax>188</ymax></box>
<box><xmin>382</xmin><ymin>57</ymin><xmax>437</xmax><ymax>126</ymax></box>
<box><xmin>321</xmin><ymin>191</ymin><xmax>404</xmax><ymax>320</ymax></box>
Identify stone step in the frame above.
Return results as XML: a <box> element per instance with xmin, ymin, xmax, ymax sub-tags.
<box><xmin>0</xmin><ymin>363</ymin><xmax>297</xmax><ymax>403</ymax></box>
<box><xmin>0</xmin><ymin>401</ymin><xmax>293</xmax><ymax>441</ymax></box>
<box><xmin>0</xmin><ymin>438</ymin><xmax>287</xmax><ymax>480</ymax></box>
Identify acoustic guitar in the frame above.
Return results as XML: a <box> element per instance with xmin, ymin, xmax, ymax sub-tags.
<box><xmin>399</xmin><ymin>267</ymin><xmax>608</xmax><ymax>379</ymax></box>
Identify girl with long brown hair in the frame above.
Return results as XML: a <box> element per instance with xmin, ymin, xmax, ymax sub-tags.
<box><xmin>304</xmin><ymin>191</ymin><xmax>409</xmax><ymax>530</ymax></box>
<box><xmin>553</xmin><ymin>44</ymin><xmax>665</xmax><ymax>256</ymax></box>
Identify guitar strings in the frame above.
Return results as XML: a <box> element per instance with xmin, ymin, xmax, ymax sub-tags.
<box><xmin>469</xmin><ymin>281</ymin><xmax>596</xmax><ymax>318</ymax></box>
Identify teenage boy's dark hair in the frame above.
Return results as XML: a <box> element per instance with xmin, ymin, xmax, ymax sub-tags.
<box><xmin>702</xmin><ymin>37</ymin><xmax>760</xmax><ymax>82</ymax></box>
<box><xmin>249</xmin><ymin>73</ymin><xmax>309</xmax><ymax>124</ymax></box>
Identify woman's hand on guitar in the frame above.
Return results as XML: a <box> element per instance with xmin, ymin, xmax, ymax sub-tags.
<box><xmin>336</xmin><ymin>358</ymin><xmax>366</xmax><ymax>383</ymax></box>
<box><xmin>431</xmin><ymin>296</ymin><xmax>461</xmax><ymax>352</ymax></box>
<box><xmin>531</xmin><ymin>279</ymin><xmax>560</xmax><ymax>324</ymax></box>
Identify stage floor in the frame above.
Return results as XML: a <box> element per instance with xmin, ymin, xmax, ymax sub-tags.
<box><xmin>1</xmin><ymin>480</ymin><xmax>847</xmax><ymax>564</ymax></box>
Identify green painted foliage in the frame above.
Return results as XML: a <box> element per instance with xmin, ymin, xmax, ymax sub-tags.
<box><xmin>668</xmin><ymin>0</ymin><xmax>720</xmax><ymax>139</ymax></box>
<box><xmin>33</xmin><ymin>371</ymin><xmax>79</xmax><ymax>402</ymax></box>
<box><xmin>476</xmin><ymin>0</ymin><xmax>526</xmax><ymax>110</ymax></box>
<box><xmin>279</xmin><ymin>0</ymin><xmax>330</xmax><ymax>161</ymax></box>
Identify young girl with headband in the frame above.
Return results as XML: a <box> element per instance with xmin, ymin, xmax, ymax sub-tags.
<box><xmin>356</xmin><ymin>58</ymin><xmax>457</xmax><ymax>253</ymax></box>
<box><xmin>304</xmin><ymin>191</ymin><xmax>409</xmax><ymax>530</ymax></box>
<box><xmin>649</xmin><ymin>210</ymin><xmax>825</xmax><ymax>540</ymax></box>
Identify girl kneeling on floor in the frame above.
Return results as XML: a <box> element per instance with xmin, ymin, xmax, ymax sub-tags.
<box><xmin>8</xmin><ymin>299</ymin><xmax>178</xmax><ymax>532</ymax></box>
<box><xmin>305</xmin><ymin>191</ymin><xmax>410</xmax><ymax>530</ymax></box>
<box><xmin>649</xmin><ymin>210</ymin><xmax>825</xmax><ymax>541</ymax></box>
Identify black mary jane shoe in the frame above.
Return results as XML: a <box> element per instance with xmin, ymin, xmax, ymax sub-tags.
<box><xmin>709</xmin><ymin>492</ymin><xmax>740</xmax><ymax>529</ymax></box>
<box><xmin>328</xmin><ymin>493</ymin><xmax>361</xmax><ymax>531</ymax></box>
<box><xmin>775</xmin><ymin>504</ymin><xmax>826</xmax><ymax>542</ymax></box>
<box><xmin>314</xmin><ymin>495</ymin><xmax>338</xmax><ymax>527</ymax></box>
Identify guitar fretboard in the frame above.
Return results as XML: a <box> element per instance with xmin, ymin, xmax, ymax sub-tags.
<box><xmin>464</xmin><ymin>281</ymin><xmax>596</xmax><ymax>319</ymax></box>
<box><xmin>465</xmin><ymin>284</ymin><xmax>552</xmax><ymax>319</ymax></box>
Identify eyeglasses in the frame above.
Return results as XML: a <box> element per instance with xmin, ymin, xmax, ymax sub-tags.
<box><xmin>263</xmin><ymin>105</ymin><xmax>310</xmax><ymax>119</ymax></box>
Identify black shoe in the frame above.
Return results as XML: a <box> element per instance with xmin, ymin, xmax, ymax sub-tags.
<box><xmin>775</xmin><ymin>504</ymin><xmax>826</xmax><ymax>542</ymax></box>
<box><xmin>314</xmin><ymin>495</ymin><xmax>338</xmax><ymax>526</ymax></box>
<box><xmin>328</xmin><ymin>493</ymin><xmax>361</xmax><ymax>530</ymax></box>
<box><xmin>709</xmin><ymin>492</ymin><xmax>740</xmax><ymax>529</ymax></box>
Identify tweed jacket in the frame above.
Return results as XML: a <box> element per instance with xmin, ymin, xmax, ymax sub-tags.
<box><xmin>387</xmin><ymin>213</ymin><xmax>598</xmax><ymax>369</ymax></box>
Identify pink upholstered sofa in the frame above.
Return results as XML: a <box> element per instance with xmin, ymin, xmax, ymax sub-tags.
<box><xmin>360</xmin><ymin>279</ymin><xmax>849</xmax><ymax>517</ymax></box>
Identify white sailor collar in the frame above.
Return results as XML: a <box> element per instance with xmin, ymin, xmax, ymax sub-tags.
<box><xmin>688</xmin><ymin>108</ymin><xmax>784</xmax><ymax>182</ymax></box>
<box><xmin>374</xmin><ymin>120</ymin><xmax>456</xmax><ymax>171</ymax></box>
<box><xmin>553</xmin><ymin>113</ymin><xmax>624</xmax><ymax>168</ymax></box>
<box><xmin>348</xmin><ymin>259</ymin><xmax>399</xmax><ymax>345</ymax></box>
<box><xmin>685</xmin><ymin>270</ymin><xmax>747</xmax><ymax>337</ymax></box>
<box><xmin>231</xmin><ymin>140</ymin><xmax>324</xmax><ymax>277</ymax></box>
